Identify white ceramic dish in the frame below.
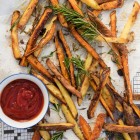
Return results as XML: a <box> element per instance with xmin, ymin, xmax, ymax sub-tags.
<box><xmin>0</xmin><ymin>73</ymin><xmax>49</xmax><ymax>128</ymax></box>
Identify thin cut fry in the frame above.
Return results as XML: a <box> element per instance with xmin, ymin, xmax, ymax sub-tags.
<box><xmin>46</xmin><ymin>59</ymin><xmax>82</xmax><ymax>98</ymax></box>
<box><xmin>38</xmin><ymin>123</ymin><xmax>75</xmax><ymax>131</ymax></box>
<box><xmin>32</xmin><ymin>71</ymin><xmax>66</xmax><ymax>104</ymax></box>
<box><xmin>120</xmin><ymin>1</ymin><xmax>140</xmax><ymax>39</ymax></box>
<box><xmin>91</xmin><ymin>10</ymin><xmax>102</xmax><ymax>17</ymax></box>
<box><xmin>54</xmin><ymin>78</ymin><xmax>78</xmax><ymax>118</ymax></box>
<box><xmin>18</xmin><ymin>0</ymin><xmax>39</xmax><ymax>30</ymax></box>
<box><xmin>118</xmin><ymin>119</ymin><xmax>131</xmax><ymax>140</ymax></box>
<box><xmin>32</xmin><ymin>130</ymin><xmax>41</xmax><ymax>140</ymax></box>
<box><xmin>115</xmin><ymin>100</ymin><xmax>123</xmax><ymax>112</ymax></box>
<box><xmin>104</xmin><ymin>123</ymin><xmax>140</xmax><ymax>133</ymax></box>
<box><xmin>131</xmin><ymin>103</ymin><xmax>140</xmax><ymax>118</ymax></box>
<box><xmin>27</xmin><ymin>55</ymin><xmax>53</xmax><ymax>81</ymax></box>
<box><xmin>11</xmin><ymin>11</ymin><xmax>22</xmax><ymax>59</ymax></box>
<box><xmin>58</xmin><ymin>30</ymin><xmax>76</xmax><ymax>87</ymax></box>
<box><xmin>61</xmin><ymin>104</ymin><xmax>84</xmax><ymax>140</ymax></box>
<box><xmin>68</xmin><ymin>0</ymin><xmax>84</xmax><ymax>16</ymax></box>
<box><xmin>90</xmin><ymin>113</ymin><xmax>106</xmax><ymax>140</ymax></box>
<box><xmin>133</xmin><ymin>94</ymin><xmax>140</xmax><ymax>100</ymax></box>
<box><xmin>20</xmin><ymin>8</ymin><xmax>52</xmax><ymax>66</ymax></box>
<box><xmin>55</xmin><ymin>36</ymin><xmax>70</xmax><ymax>82</ymax></box>
<box><xmin>79</xmin><ymin>115</ymin><xmax>92</xmax><ymax>140</ymax></box>
<box><xmin>50</xmin><ymin>0</ymin><xmax>68</xmax><ymax>27</ymax></box>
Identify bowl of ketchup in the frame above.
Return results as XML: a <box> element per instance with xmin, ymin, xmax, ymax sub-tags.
<box><xmin>0</xmin><ymin>73</ymin><xmax>49</xmax><ymax>128</ymax></box>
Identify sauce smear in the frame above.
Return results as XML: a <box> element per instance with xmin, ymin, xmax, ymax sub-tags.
<box><xmin>1</xmin><ymin>79</ymin><xmax>44</xmax><ymax>121</ymax></box>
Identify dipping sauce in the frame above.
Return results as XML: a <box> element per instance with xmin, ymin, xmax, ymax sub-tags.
<box><xmin>0</xmin><ymin>79</ymin><xmax>44</xmax><ymax>121</ymax></box>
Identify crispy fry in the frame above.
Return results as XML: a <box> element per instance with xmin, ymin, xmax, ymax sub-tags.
<box><xmin>61</xmin><ymin>104</ymin><xmax>84</xmax><ymax>140</ymax></box>
<box><xmin>104</xmin><ymin>123</ymin><xmax>140</xmax><ymax>133</ymax></box>
<box><xmin>38</xmin><ymin>121</ymin><xmax>51</xmax><ymax>140</ymax></box>
<box><xmin>46</xmin><ymin>59</ymin><xmax>82</xmax><ymax>98</ymax></box>
<box><xmin>90</xmin><ymin>113</ymin><xmax>106</xmax><ymax>140</ymax></box>
<box><xmin>50</xmin><ymin>0</ymin><xmax>68</xmax><ymax>27</ymax></box>
<box><xmin>133</xmin><ymin>94</ymin><xmax>140</xmax><ymax>100</ymax></box>
<box><xmin>68</xmin><ymin>0</ymin><xmax>84</xmax><ymax>16</ymax></box>
<box><xmin>55</xmin><ymin>36</ymin><xmax>70</xmax><ymax>82</ymax></box>
<box><xmin>95</xmin><ymin>0</ymin><xmax>114</xmax><ymax>4</ymax></box>
<box><xmin>87</xmin><ymin>68</ymin><xmax>110</xmax><ymax>119</ymax></box>
<box><xmin>20</xmin><ymin>8</ymin><xmax>52</xmax><ymax>66</ymax></box>
<box><xmin>11</xmin><ymin>11</ymin><xmax>21</xmax><ymax>59</ymax></box>
<box><xmin>120</xmin><ymin>2</ymin><xmax>140</xmax><ymax>39</ymax></box>
<box><xmin>18</xmin><ymin>0</ymin><xmax>39</xmax><ymax>30</ymax></box>
<box><xmin>38</xmin><ymin>123</ymin><xmax>74</xmax><ymax>131</ymax></box>
<box><xmin>27</xmin><ymin>55</ymin><xmax>53</xmax><ymax>80</ymax></box>
<box><xmin>49</xmin><ymin>93</ymin><xmax>58</xmax><ymax>104</ymax></box>
<box><xmin>115</xmin><ymin>100</ymin><xmax>123</xmax><ymax>112</ymax></box>
<box><xmin>78</xmin><ymin>53</ymin><xmax>93</xmax><ymax>105</ymax></box>
<box><xmin>70</xmin><ymin>26</ymin><xmax>106</xmax><ymax>68</ymax></box>
<box><xmin>91</xmin><ymin>10</ymin><xmax>102</xmax><ymax>17</ymax></box>
<box><xmin>32</xmin><ymin>130</ymin><xmax>41</xmax><ymax>140</ymax></box>
<box><xmin>79</xmin><ymin>115</ymin><xmax>92</xmax><ymax>140</ymax></box>
<box><xmin>26</xmin><ymin>22</ymin><xmax>56</xmax><ymax>57</ymax></box>
<box><xmin>54</xmin><ymin>78</ymin><xmax>78</xmax><ymax>118</ymax></box>
<box><xmin>32</xmin><ymin>71</ymin><xmax>66</xmax><ymax>104</ymax></box>
<box><xmin>80</xmin><ymin>0</ymin><xmax>101</xmax><ymax>10</ymax></box>
<box><xmin>118</xmin><ymin>119</ymin><xmax>131</xmax><ymax>140</ymax></box>
<box><xmin>110</xmin><ymin>10</ymin><xmax>117</xmax><ymax>37</ymax></box>
<box><xmin>58</xmin><ymin>30</ymin><xmax>76</xmax><ymax>87</ymax></box>
<box><xmin>131</xmin><ymin>103</ymin><xmax>140</xmax><ymax>118</ymax></box>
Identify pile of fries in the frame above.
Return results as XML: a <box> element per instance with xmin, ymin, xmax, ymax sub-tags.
<box><xmin>10</xmin><ymin>0</ymin><xmax>140</xmax><ymax>139</ymax></box>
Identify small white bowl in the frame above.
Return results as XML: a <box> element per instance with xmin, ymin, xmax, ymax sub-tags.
<box><xmin>0</xmin><ymin>73</ymin><xmax>49</xmax><ymax>128</ymax></box>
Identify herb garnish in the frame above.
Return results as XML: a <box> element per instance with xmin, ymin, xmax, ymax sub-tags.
<box><xmin>51</xmin><ymin>103</ymin><xmax>62</xmax><ymax>119</ymax></box>
<box><xmin>51</xmin><ymin>131</ymin><xmax>64</xmax><ymax>140</ymax></box>
<box><xmin>41</xmin><ymin>51</ymin><xmax>56</xmax><ymax>61</ymax></box>
<box><xmin>10</xmin><ymin>16</ymin><xmax>21</xmax><ymax>31</ymax></box>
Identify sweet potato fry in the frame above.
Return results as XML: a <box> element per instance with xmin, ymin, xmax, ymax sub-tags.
<box><xmin>18</xmin><ymin>0</ymin><xmax>39</xmax><ymax>30</ymax></box>
<box><xmin>54</xmin><ymin>78</ymin><xmax>78</xmax><ymax>118</ymax></box>
<box><xmin>32</xmin><ymin>130</ymin><xmax>41</xmax><ymax>140</ymax></box>
<box><xmin>78</xmin><ymin>53</ymin><xmax>93</xmax><ymax>105</ymax></box>
<box><xmin>55</xmin><ymin>36</ymin><xmax>70</xmax><ymax>82</ymax></box>
<box><xmin>118</xmin><ymin>119</ymin><xmax>131</xmax><ymax>140</ymax></box>
<box><xmin>26</xmin><ymin>22</ymin><xmax>56</xmax><ymax>57</ymax></box>
<box><xmin>37</xmin><ymin>123</ymin><xmax>75</xmax><ymax>131</ymax></box>
<box><xmin>80</xmin><ymin>0</ymin><xmax>101</xmax><ymax>10</ymax></box>
<box><xmin>50</xmin><ymin>0</ymin><xmax>68</xmax><ymax>27</ymax></box>
<box><xmin>104</xmin><ymin>123</ymin><xmax>140</xmax><ymax>133</ymax></box>
<box><xmin>79</xmin><ymin>115</ymin><xmax>92</xmax><ymax>140</ymax></box>
<box><xmin>46</xmin><ymin>59</ymin><xmax>82</xmax><ymax>98</ymax></box>
<box><xmin>32</xmin><ymin>71</ymin><xmax>66</xmax><ymax>104</ymax></box>
<box><xmin>27</xmin><ymin>55</ymin><xmax>53</xmax><ymax>80</ymax></box>
<box><xmin>133</xmin><ymin>94</ymin><xmax>140</xmax><ymax>100</ymax></box>
<box><xmin>68</xmin><ymin>0</ymin><xmax>84</xmax><ymax>16</ymax></box>
<box><xmin>90</xmin><ymin>113</ymin><xmax>106</xmax><ymax>140</ymax></box>
<box><xmin>69</xmin><ymin>26</ymin><xmax>106</xmax><ymax>68</ymax></box>
<box><xmin>20</xmin><ymin>8</ymin><xmax>52</xmax><ymax>66</ymax></box>
<box><xmin>61</xmin><ymin>104</ymin><xmax>84</xmax><ymax>140</ymax></box>
<box><xmin>120</xmin><ymin>1</ymin><xmax>140</xmax><ymax>39</ymax></box>
<box><xmin>58</xmin><ymin>30</ymin><xmax>76</xmax><ymax>87</ymax></box>
<box><xmin>11</xmin><ymin>11</ymin><xmax>22</xmax><ymax>59</ymax></box>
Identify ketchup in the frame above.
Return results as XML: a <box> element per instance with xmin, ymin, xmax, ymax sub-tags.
<box><xmin>0</xmin><ymin>79</ymin><xmax>44</xmax><ymax>121</ymax></box>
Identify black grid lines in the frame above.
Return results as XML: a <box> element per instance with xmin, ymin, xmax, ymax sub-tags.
<box><xmin>133</xmin><ymin>72</ymin><xmax>140</xmax><ymax>93</ymax></box>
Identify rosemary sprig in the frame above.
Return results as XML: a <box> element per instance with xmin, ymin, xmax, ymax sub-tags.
<box><xmin>53</xmin><ymin>5</ymin><xmax>99</xmax><ymax>40</ymax></box>
<box><xmin>51</xmin><ymin>131</ymin><xmax>64</xmax><ymax>140</ymax></box>
<box><xmin>41</xmin><ymin>51</ymin><xmax>56</xmax><ymax>61</ymax></box>
<box><xmin>10</xmin><ymin>16</ymin><xmax>21</xmax><ymax>31</ymax></box>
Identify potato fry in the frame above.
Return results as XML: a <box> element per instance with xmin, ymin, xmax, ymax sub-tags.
<box><xmin>32</xmin><ymin>130</ymin><xmax>41</xmax><ymax>140</ymax></box>
<box><xmin>20</xmin><ymin>8</ymin><xmax>52</xmax><ymax>66</ymax></box>
<box><xmin>131</xmin><ymin>103</ymin><xmax>140</xmax><ymax>118</ymax></box>
<box><xmin>80</xmin><ymin>0</ymin><xmax>101</xmax><ymax>10</ymax></box>
<box><xmin>90</xmin><ymin>113</ymin><xmax>106</xmax><ymax>140</ymax></box>
<box><xmin>32</xmin><ymin>71</ymin><xmax>66</xmax><ymax>104</ymax></box>
<box><xmin>120</xmin><ymin>1</ymin><xmax>140</xmax><ymax>39</ymax></box>
<box><xmin>78</xmin><ymin>53</ymin><xmax>93</xmax><ymax>105</ymax></box>
<box><xmin>68</xmin><ymin>0</ymin><xmax>84</xmax><ymax>16</ymax></box>
<box><xmin>49</xmin><ymin>93</ymin><xmax>58</xmax><ymax>104</ymax></box>
<box><xmin>38</xmin><ymin>122</ymin><xmax>75</xmax><ymax>131</ymax></box>
<box><xmin>50</xmin><ymin>0</ymin><xmax>68</xmax><ymax>27</ymax></box>
<box><xmin>46</xmin><ymin>59</ymin><xmax>82</xmax><ymax>98</ymax></box>
<box><xmin>104</xmin><ymin>123</ymin><xmax>140</xmax><ymax>133</ymax></box>
<box><xmin>55</xmin><ymin>36</ymin><xmax>70</xmax><ymax>82</ymax></box>
<box><xmin>118</xmin><ymin>119</ymin><xmax>131</xmax><ymax>140</ymax></box>
<box><xmin>54</xmin><ymin>78</ymin><xmax>78</xmax><ymax>118</ymax></box>
<box><xmin>91</xmin><ymin>10</ymin><xmax>102</xmax><ymax>17</ymax></box>
<box><xmin>79</xmin><ymin>115</ymin><xmax>92</xmax><ymax>140</ymax></box>
<box><xmin>115</xmin><ymin>100</ymin><xmax>123</xmax><ymax>112</ymax></box>
<box><xmin>133</xmin><ymin>94</ymin><xmax>140</xmax><ymax>100</ymax></box>
<box><xmin>26</xmin><ymin>22</ymin><xmax>56</xmax><ymax>57</ymax></box>
<box><xmin>18</xmin><ymin>0</ymin><xmax>39</xmax><ymax>30</ymax></box>
<box><xmin>95</xmin><ymin>0</ymin><xmax>114</xmax><ymax>4</ymax></box>
<box><xmin>58</xmin><ymin>30</ymin><xmax>76</xmax><ymax>87</ymax></box>
<box><xmin>61</xmin><ymin>104</ymin><xmax>84</xmax><ymax>140</ymax></box>
<box><xmin>27</xmin><ymin>55</ymin><xmax>53</xmax><ymax>80</ymax></box>
<box><xmin>11</xmin><ymin>11</ymin><xmax>21</xmax><ymax>59</ymax></box>
<box><xmin>70</xmin><ymin>26</ymin><xmax>106</xmax><ymax>68</ymax></box>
